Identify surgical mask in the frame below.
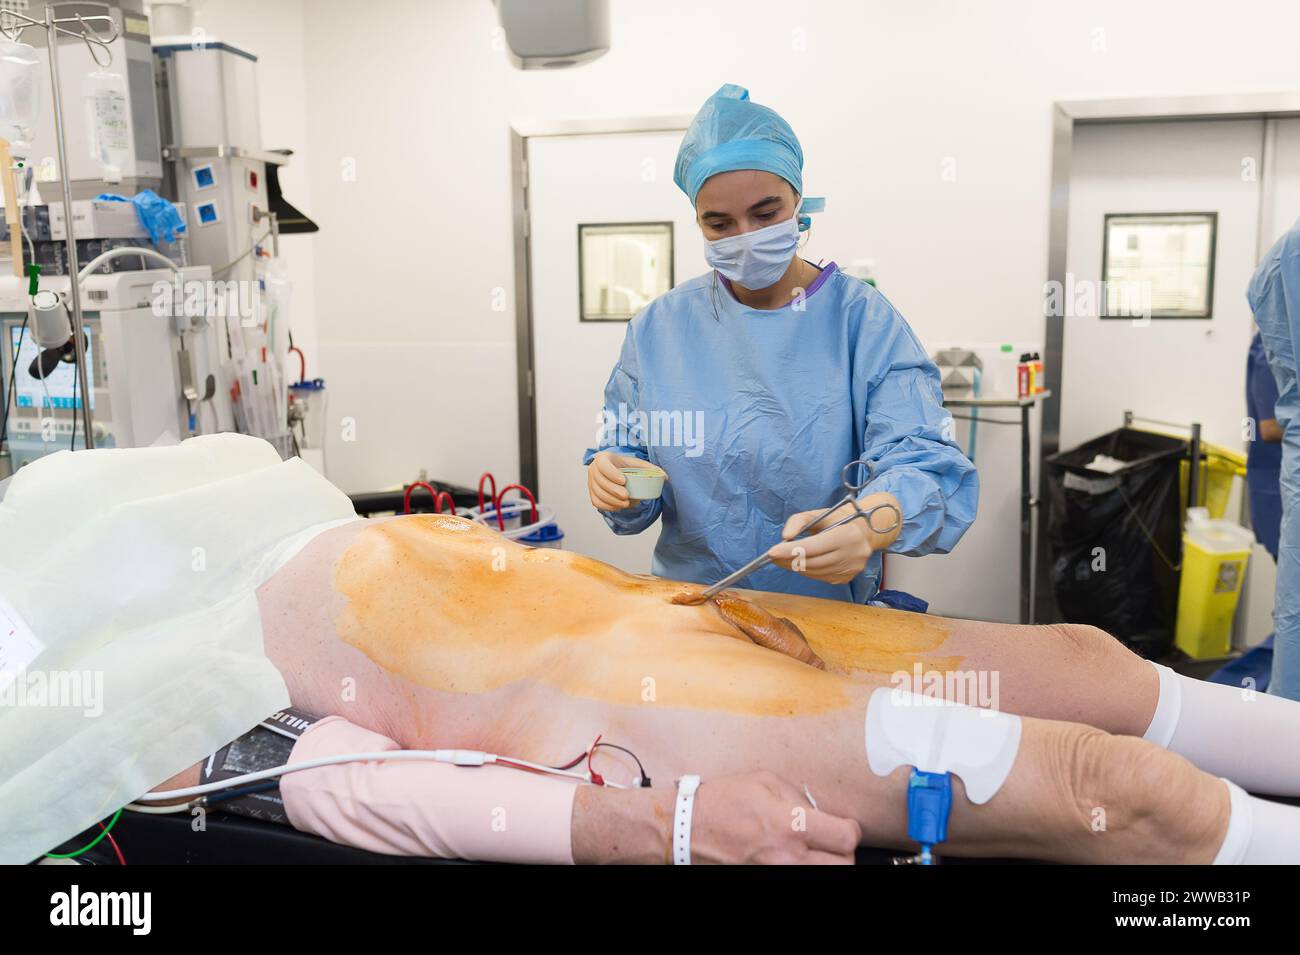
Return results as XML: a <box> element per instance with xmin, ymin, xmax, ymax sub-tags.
<box><xmin>704</xmin><ymin>214</ymin><xmax>800</xmax><ymax>290</ymax></box>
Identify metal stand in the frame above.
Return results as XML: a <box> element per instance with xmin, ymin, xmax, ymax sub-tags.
<box><xmin>2</xmin><ymin>6</ymin><xmax>121</xmax><ymax>450</ymax></box>
<box><xmin>946</xmin><ymin>391</ymin><xmax>1051</xmax><ymax>625</ymax></box>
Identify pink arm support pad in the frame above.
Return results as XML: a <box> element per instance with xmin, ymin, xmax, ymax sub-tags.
<box><xmin>280</xmin><ymin>716</ymin><xmax>576</xmax><ymax>864</ymax></box>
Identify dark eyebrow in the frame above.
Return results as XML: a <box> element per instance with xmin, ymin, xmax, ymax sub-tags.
<box><xmin>699</xmin><ymin>196</ymin><xmax>785</xmax><ymax>221</ymax></box>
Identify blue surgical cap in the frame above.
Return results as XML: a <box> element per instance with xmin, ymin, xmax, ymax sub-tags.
<box><xmin>673</xmin><ymin>84</ymin><xmax>804</xmax><ymax>205</ymax></box>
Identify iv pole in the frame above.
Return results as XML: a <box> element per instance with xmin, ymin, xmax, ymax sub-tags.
<box><xmin>2</xmin><ymin>5</ymin><xmax>119</xmax><ymax>450</ymax></box>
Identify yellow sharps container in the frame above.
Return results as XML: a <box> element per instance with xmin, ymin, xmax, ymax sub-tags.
<box><xmin>1175</xmin><ymin>508</ymin><xmax>1255</xmax><ymax>659</ymax></box>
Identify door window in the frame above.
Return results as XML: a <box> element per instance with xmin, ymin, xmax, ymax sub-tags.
<box><xmin>1101</xmin><ymin>212</ymin><xmax>1217</xmax><ymax>319</ymax></box>
<box><xmin>578</xmin><ymin>222</ymin><xmax>673</xmax><ymax>322</ymax></box>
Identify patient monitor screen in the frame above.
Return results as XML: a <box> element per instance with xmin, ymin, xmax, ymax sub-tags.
<box><xmin>9</xmin><ymin>325</ymin><xmax>96</xmax><ymax>411</ymax></box>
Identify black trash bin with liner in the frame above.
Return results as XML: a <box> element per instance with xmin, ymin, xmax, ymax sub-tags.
<box><xmin>1046</xmin><ymin>428</ymin><xmax>1186</xmax><ymax>656</ymax></box>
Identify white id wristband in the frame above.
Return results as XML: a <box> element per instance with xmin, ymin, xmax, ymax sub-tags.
<box><xmin>673</xmin><ymin>774</ymin><xmax>702</xmax><ymax>865</ymax></box>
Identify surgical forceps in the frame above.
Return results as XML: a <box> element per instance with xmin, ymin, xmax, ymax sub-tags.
<box><xmin>694</xmin><ymin>460</ymin><xmax>903</xmax><ymax>601</ymax></box>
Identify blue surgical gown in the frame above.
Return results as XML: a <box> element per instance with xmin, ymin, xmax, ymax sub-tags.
<box><xmin>1248</xmin><ymin>218</ymin><xmax>1300</xmax><ymax>700</ymax></box>
<box><xmin>582</xmin><ymin>263</ymin><xmax>979</xmax><ymax>603</ymax></box>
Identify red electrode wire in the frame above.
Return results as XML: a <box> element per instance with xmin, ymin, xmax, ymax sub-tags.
<box><xmin>499</xmin><ymin>735</ymin><xmax>608</xmax><ymax>785</ymax></box>
<box><xmin>551</xmin><ymin>752</ymin><xmax>589</xmax><ymax>772</ymax></box>
<box><xmin>99</xmin><ymin>822</ymin><xmax>126</xmax><ymax>865</ymax></box>
<box><xmin>492</xmin><ymin>758</ymin><xmax>538</xmax><ymax>775</ymax></box>
<box><xmin>585</xmin><ymin>735</ymin><xmax>605</xmax><ymax>787</ymax></box>
<box><xmin>288</xmin><ymin>345</ymin><xmax>306</xmax><ymax>384</ymax></box>
<box><xmin>433</xmin><ymin>491</ymin><xmax>456</xmax><ymax>514</ymax></box>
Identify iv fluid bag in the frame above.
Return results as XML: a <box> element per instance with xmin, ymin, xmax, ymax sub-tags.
<box><xmin>0</xmin><ymin>40</ymin><xmax>40</xmax><ymax>157</ymax></box>
<box><xmin>82</xmin><ymin>70</ymin><xmax>130</xmax><ymax>182</ymax></box>
<box><xmin>265</xmin><ymin>257</ymin><xmax>293</xmax><ymax>326</ymax></box>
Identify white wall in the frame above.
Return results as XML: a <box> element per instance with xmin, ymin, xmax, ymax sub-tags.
<box><xmin>203</xmin><ymin>0</ymin><xmax>1300</xmax><ymax>517</ymax></box>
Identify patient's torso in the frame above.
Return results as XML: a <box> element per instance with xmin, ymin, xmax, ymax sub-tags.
<box><xmin>256</xmin><ymin>515</ymin><xmax>962</xmax><ymax>753</ymax></box>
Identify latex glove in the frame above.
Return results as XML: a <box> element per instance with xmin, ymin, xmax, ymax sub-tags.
<box><xmin>587</xmin><ymin>450</ymin><xmax>657</xmax><ymax>511</ymax></box>
<box><xmin>97</xmin><ymin>189</ymin><xmax>186</xmax><ymax>244</ymax></box>
<box><xmin>767</xmin><ymin>492</ymin><xmax>902</xmax><ymax>585</ymax></box>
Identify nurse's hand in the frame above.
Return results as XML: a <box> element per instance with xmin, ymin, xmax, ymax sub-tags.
<box><xmin>587</xmin><ymin>451</ymin><xmax>651</xmax><ymax>511</ymax></box>
<box><xmin>767</xmin><ymin>492</ymin><xmax>903</xmax><ymax>585</ymax></box>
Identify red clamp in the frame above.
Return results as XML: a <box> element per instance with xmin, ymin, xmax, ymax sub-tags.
<box><xmin>403</xmin><ymin>481</ymin><xmax>437</xmax><ymax>515</ymax></box>
<box><xmin>493</xmin><ymin>484</ymin><xmax>538</xmax><ymax>531</ymax></box>
<box><xmin>478</xmin><ymin>472</ymin><xmax>497</xmax><ymax>513</ymax></box>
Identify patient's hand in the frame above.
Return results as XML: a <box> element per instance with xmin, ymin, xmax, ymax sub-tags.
<box><xmin>572</xmin><ymin>771</ymin><xmax>860</xmax><ymax>865</ymax></box>
<box><xmin>690</xmin><ymin>771</ymin><xmax>860</xmax><ymax>864</ymax></box>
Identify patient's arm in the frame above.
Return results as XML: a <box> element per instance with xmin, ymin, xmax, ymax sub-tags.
<box><xmin>152</xmin><ymin>717</ymin><xmax>860</xmax><ymax>864</ymax></box>
<box><xmin>280</xmin><ymin>716</ymin><xmax>573</xmax><ymax>863</ymax></box>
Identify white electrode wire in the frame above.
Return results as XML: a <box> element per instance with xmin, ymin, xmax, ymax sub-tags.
<box><xmin>133</xmin><ymin>749</ymin><xmax>624</xmax><ymax>802</ymax></box>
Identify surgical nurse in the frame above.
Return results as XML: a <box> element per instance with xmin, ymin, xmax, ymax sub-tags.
<box><xmin>1249</xmin><ymin>215</ymin><xmax>1300</xmax><ymax>700</ymax></box>
<box><xmin>583</xmin><ymin>84</ymin><xmax>978</xmax><ymax>605</ymax></box>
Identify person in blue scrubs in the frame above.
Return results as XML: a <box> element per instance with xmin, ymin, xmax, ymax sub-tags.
<box><xmin>1248</xmin><ymin>216</ymin><xmax>1300</xmax><ymax>700</ymax></box>
<box><xmin>1210</xmin><ymin>330</ymin><xmax>1282</xmax><ymax>691</ymax></box>
<box><xmin>582</xmin><ymin>85</ymin><xmax>978</xmax><ymax>605</ymax></box>
<box><xmin>1246</xmin><ymin>331</ymin><xmax>1283</xmax><ymax>561</ymax></box>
